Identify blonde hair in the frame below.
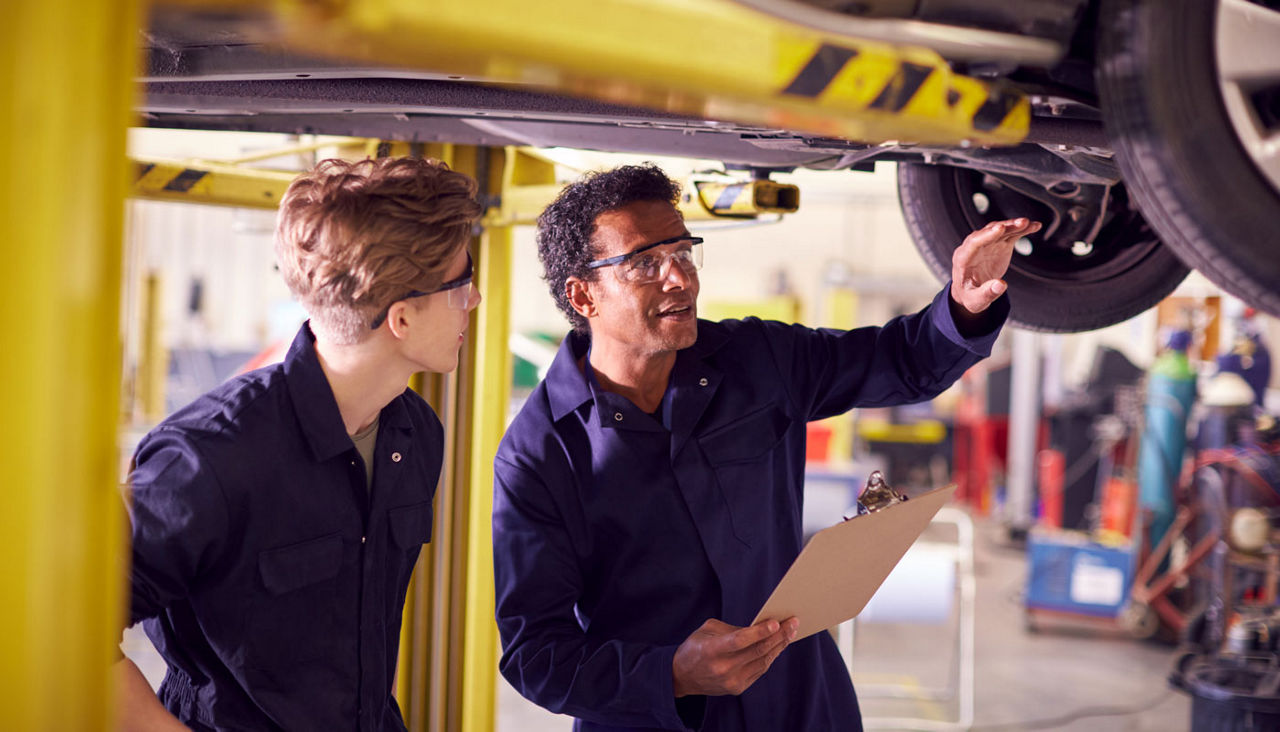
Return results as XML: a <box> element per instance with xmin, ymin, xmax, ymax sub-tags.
<box><xmin>274</xmin><ymin>157</ymin><xmax>482</xmax><ymax>344</ymax></box>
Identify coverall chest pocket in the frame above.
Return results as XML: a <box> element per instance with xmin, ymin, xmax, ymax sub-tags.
<box><xmin>387</xmin><ymin>501</ymin><xmax>433</xmax><ymax>587</ymax></box>
<box><xmin>249</xmin><ymin>532</ymin><xmax>343</xmax><ymax>667</ymax></box>
<box><xmin>697</xmin><ymin>406</ymin><xmax>789</xmax><ymax>545</ymax></box>
<box><xmin>389</xmin><ymin>501</ymin><xmax>433</xmax><ymax>548</ymax></box>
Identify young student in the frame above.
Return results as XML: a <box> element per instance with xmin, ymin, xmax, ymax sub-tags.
<box><xmin>116</xmin><ymin>156</ymin><xmax>482</xmax><ymax>731</ymax></box>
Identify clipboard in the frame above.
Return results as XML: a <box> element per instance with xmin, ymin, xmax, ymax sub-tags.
<box><xmin>752</xmin><ymin>483</ymin><xmax>957</xmax><ymax>640</ymax></box>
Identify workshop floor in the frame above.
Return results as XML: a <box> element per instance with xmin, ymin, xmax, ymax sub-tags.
<box><xmin>122</xmin><ymin>512</ymin><xmax>1192</xmax><ymax>731</ymax></box>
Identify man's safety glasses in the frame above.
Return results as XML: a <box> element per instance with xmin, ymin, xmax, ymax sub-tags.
<box><xmin>370</xmin><ymin>253</ymin><xmax>474</xmax><ymax>329</ymax></box>
<box><xmin>585</xmin><ymin>236</ymin><xmax>704</xmax><ymax>285</ymax></box>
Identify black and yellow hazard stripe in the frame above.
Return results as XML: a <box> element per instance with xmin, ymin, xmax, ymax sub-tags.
<box><xmin>777</xmin><ymin>41</ymin><xmax>1027</xmax><ymax>140</ymax></box>
<box><xmin>131</xmin><ymin>159</ymin><xmax>298</xmax><ymax>210</ymax></box>
<box><xmin>782</xmin><ymin>44</ymin><xmax>860</xmax><ymax>98</ymax></box>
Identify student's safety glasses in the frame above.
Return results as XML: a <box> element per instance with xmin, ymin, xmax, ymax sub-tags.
<box><xmin>370</xmin><ymin>253</ymin><xmax>474</xmax><ymax>329</ymax></box>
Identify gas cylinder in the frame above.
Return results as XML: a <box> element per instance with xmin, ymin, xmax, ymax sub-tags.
<box><xmin>1138</xmin><ymin>330</ymin><xmax>1196</xmax><ymax>554</ymax></box>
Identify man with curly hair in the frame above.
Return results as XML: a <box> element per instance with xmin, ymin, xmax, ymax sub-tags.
<box><xmin>115</xmin><ymin>157</ymin><xmax>482</xmax><ymax>731</ymax></box>
<box><xmin>494</xmin><ymin>164</ymin><xmax>1037</xmax><ymax>731</ymax></box>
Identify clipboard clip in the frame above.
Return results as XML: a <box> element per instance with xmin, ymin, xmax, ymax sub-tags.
<box><xmin>842</xmin><ymin>470</ymin><xmax>908</xmax><ymax>520</ymax></box>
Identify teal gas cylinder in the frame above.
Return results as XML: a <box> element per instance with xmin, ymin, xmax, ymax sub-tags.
<box><xmin>1138</xmin><ymin>331</ymin><xmax>1196</xmax><ymax>553</ymax></box>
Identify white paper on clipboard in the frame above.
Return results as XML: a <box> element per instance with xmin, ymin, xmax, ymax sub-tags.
<box><xmin>752</xmin><ymin>484</ymin><xmax>957</xmax><ymax>641</ymax></box>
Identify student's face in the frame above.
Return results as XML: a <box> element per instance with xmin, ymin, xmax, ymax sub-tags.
<box><xmin>403</xmin><ymin>245</ymin><xmax>481</xmax><ymax>373</ymax></box>
<box><xmin>575</xmin><ymin>200</ymin><xmax>700</xmax><ymax>357</ymax></box>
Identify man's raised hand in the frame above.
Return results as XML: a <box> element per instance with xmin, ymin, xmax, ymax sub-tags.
<box><xmin>950</xmin><ymin>218</ymin><xmax>1042</xmax><ymax>315</ymax></box>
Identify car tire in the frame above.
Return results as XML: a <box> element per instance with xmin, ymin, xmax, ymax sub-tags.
<box><xmin>897</xmin><ymin>163</ymin><xmax>1189</xmax><ymax>332</ymax></box>
<box><xmin>1097</xmin><ymin>0</ymin><xmax>1280</xmax><ymax>317</ymax></box>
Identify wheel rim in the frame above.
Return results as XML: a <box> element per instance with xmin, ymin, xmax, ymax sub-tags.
<box><xmin>944</xmin><ymin>168</ymin><xmax>1165</xmax><ymax>286</ymax></box>
<box><xmin>1215</xmin><ymin>0</ymin><xmax>1280</xmax><ymax>194</ymax></box>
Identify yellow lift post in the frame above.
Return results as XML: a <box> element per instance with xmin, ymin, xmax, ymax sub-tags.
<box><xmin>1</xmin><ymin>0</ymin><xmax>139</xmax><ymax>729</ymax></box>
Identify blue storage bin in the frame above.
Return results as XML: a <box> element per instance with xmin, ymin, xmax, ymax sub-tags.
<box><xmin>1025</xmin><ymin>531</ymin><xmax>1135</xmax><ymax>618</ymax></box>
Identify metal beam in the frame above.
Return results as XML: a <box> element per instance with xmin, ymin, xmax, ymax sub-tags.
<box><xmin>1</xmin><ymin>0</ymin><xmax>138</xmax><ymax>728</ymax></box>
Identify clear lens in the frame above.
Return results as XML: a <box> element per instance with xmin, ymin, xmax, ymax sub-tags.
<box><xmin>444</xmin><ymin>281</ymin><xmax>474</xmax><ymax>310</ymax></box>
<box><xmin>618</xmin><ymin>241</ymin><xmax>702</xmax><ymax>284</ymax></box>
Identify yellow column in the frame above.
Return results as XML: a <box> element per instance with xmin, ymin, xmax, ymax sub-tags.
<box><xmin>461</xmin><ymin>218</ymin><xmax>512</xmax><ymax>732</ymax></box>
<box><xmin>459</xmin><ymin>148</ymin><xmax>558</xmax><ymax>732</ymax></box>
<box><xmin>392</xmin><ymin>146</ymin><xmax>555</xmax><ymax>731</ymax></box>
<box><xmin>0</xmin><ymin>0</ymin><xmax>138</xmax><ymax>729</ymax></box>
<box><xmin>140</xmin><ymin>273</ymin><xmax>170</xmax><ymax>422</ymax></box>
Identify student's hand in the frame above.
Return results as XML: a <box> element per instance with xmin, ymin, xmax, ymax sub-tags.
<box><xmin>115</xmin><ymin>658</ymin><xmax>191</xmax><ymax>731</ymax></box>
<box><xmin>950</xmin><ymin>218</ymin><xmax>1042</xmax><ymax>315</ymax></box>
<box><xmin>671</xmin><ymin>617</ymin><xmax>799</xmax><ymax>697</ymax></box>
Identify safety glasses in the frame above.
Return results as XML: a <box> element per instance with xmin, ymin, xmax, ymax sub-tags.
<box><xmin>370</xmin><ymin>252</ymin><xmax>474</xmax><ymax>329</ymax></box>
<box><xmin>585</xmin><ymin>235</ymin><xmax>704</xmax><ymax>285</ymax></box>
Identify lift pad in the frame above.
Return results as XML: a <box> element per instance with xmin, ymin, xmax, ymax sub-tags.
<box><xmin>690</xmin><ymin>180</ymin><xmax>801</xmax><ymax>217</ymax></box>
<box><xmin>158</xmin><ymin>0</ymin><xmax>1032</xmax><ymax>146</ymax></box>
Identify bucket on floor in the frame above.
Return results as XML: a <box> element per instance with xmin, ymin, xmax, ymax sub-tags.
<box><xmin>1173</xmin><ymin>652</ymin><xmax>1280</xmax><ymax>731</ymax></box>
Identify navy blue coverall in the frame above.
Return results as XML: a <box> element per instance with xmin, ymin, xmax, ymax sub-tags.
<box><xmin>493</xmin><ymin>287</ymin><xmax>1007</xmax><ymax>731</ymax></box>
<box><xmin>126</xmin><ymin>323</ymin><xmax>440</xmax><ymax>730</ymax></box>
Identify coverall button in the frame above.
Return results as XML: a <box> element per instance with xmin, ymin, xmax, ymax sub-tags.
<box><xmin>699</xmin><ymin>377</ymin><xmax>708</xmax><ymax>386</ymax></box>
<box><xmin>614</xmin><ymin>412</ymin><xmax>623</xmax><ymax>422</ymax></box>
<box><xmin>391</xmin><ymin>452</ymin><xmax>402</xmax><ymax>462</ymax></box>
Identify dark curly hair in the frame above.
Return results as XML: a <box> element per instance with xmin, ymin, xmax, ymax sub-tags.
<box><xmin>536</xmin><ymin>164</ymin><xmax>682</xmax><ymax>333</ymax></box>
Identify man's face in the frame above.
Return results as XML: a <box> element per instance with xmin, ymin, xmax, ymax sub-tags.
<box><xmin>581</xmin><ymin>199</ymin><xmax>700</xmax><ymax>357</ymax></box>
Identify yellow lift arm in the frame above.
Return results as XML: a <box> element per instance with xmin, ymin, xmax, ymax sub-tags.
<box><xmin>130</xmin><ymin>152</ymin><xmax>801</xmax><ymax>221</ymax></box>
<box><xmin>158</xmin><ymin>0</ymin><xmax>1033</xmax><ymax>146</ymax></box>
<box><xmin>132</xmin><ymin>158</ymin><xmax>299</xmax><ymax>209</ymax></box>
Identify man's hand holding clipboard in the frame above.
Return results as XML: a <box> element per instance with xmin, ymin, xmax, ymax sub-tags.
<box><xmin>753</xmin><ymin>477</ymin><xmax>958</xmax><ymax>641</ymax></box>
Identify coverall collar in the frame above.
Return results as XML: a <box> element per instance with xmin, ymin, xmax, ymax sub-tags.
<box><xmin>284</xmin><ymin>321</ymin><xmax>413</xmax><ymax>463</ymax></box>
<box><xmin>544</xmin><ymin>322</ymin><xmax>733</xmax><ymax>424</ymax></box>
